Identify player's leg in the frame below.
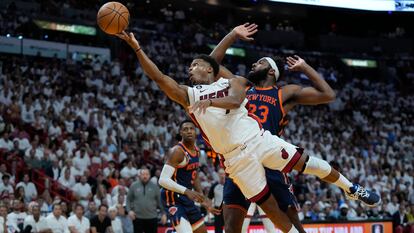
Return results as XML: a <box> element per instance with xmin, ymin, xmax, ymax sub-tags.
<box><xmin>259</xmin><ymin>131</ymin><xmax>380</xmax><ymax>207</ymax></box>
<box><xmin>256</xmin><ymin>192</ymin><xmax>298</xmax><ymax>232</ymax></box>
<box><xmin>257</xmin><ymin>205</ymin><xmax>278</xmax><ymax>233</ymax></box>
<box><xmin>174</xmin><ymin>217</ymin><xmax>194</xmax><ymax>233</ymax></box>
<box><xmin>223</xmin><ymin>206</ymin><xmax>246</xmax><ymax>233</ymax></box>
<box><xmin>241</xmin><ymin>203</ymin><xmax>256</xmax><ymax>233</ymax></box>
<box><xmin>224</xmin><ymin>150</ymin><xmax>298</xmax><ymax>232</ymax></box>
<box><xmin>287</xmin><ymin>206</ymin><xmax>306</xmax><ymax>233</ymax></box>
<box><xmin>187</xmin><ymin>202</ymin><xmax>207</xmax><ymax>233</ymax></box>
<box><xmin>266</xmin><ymin>170</ymin><xmax>306</xmax><ymax>233</ymax></box>
<box><xmin>292</xmin><ymin>153</ymin><xmax>380</xmax><ymax>206</ymax></box>
<box><xmin>222</xmin><ymin>177</ymin><xmax>249</xmax><ymax>233</ymax></box>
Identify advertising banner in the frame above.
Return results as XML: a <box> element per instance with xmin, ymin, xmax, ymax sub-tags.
<box><xmin>157</xmin><ymin>221</ymin><xmax>392</xmax><ymax>233</ymax></box>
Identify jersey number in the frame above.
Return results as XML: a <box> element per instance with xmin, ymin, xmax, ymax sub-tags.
<box><xmin>249</xmin><ymin>104</ymin><xmax>269</xmax><ymax>123</ymax></box>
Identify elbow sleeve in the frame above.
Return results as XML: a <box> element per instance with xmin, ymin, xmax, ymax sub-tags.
<box><xmin>159</xmin><ymin>164</ymin><xmax>187</xmax><ymax>194</ymax></box>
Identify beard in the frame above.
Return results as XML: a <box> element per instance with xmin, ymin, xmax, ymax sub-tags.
<box><xmin>247</xmin><ymin>67</ymin><xmax>270</xmax><ymax>85</ymax></box>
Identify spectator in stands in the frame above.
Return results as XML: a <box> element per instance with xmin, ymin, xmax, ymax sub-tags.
<box><xmin>68</xmin><ymin>204</ymin><xmax>90</xmax><ymax>233</ymax></box>
<box><xmin>90</xmin><ymin>204</ymin><xmax>112</xmax><ymax>233</ymax></box>
<box><xmin>120</xmin><ymin>160</ymin><xmax>139</xmax><ymax>179</ymax></box>
<box><xmin>93</xmin><ymin>184</ymin><xmax>112</xmax><ymax>207</ymax></box>
<box><xmin>108</xmin><ymin>206</ymin><xmax>123</xmax><ymax>233</ymax></box>
<box><xmin>45</xmin><ymin>160</ymin><xmax>61</xmax><ymax>180</ymax></box>
<box><xmin>8</xmin><ymin>199</ymin><xmax>27</xmax><ymax>232</ymax></box>
<box><xmin>116</xmin><ymin>204</ymin><xmax>133</xmax><ymax>233</ymax></box>
<box><xmin>15</xmin><ymin>186</ymin><xmax>26</xmax><ymax>203</ymax></box>
<box><xmin>16</xmin><ymin>174</ymin><xmax>38</xmax><ymax>202</ymax></box>
<box><xmin>103</xmin><ymin>161</ymin><xmax>116</xmax><ymax>178</ymax></box>
<box><xmin>58</xmin><ymin>168</ymin><xmax>76</xmax><ymax>189</ymax></box>
<box><xmin>73</xmin><ymin>148</ymin><xmax>91</xmax><ymax>175</ymax></box>
<box><xmin>84</xmin><ymin>202</ymin><xmax>97</xmax><ymax>220</ymax></box>
<box><xmin>0</xmin><ymin>131</ymin><xmax>13</xmax><ymax>151</ymax></box>
<box><xmin>46</xmin><ymin>203</ymin><xmax>69</xmax><ymax>233</ymax></box>
<box><xmin>0</xmin><ymin>204</ymin><xmax>8</xmax><ymax>233</ymax></box>
<box><xmin>0</xmin><ymin>174</ymin><xmax>14</xmax><ymax>195</ymax></box>
<box><xmin>126</xmin><ymin>167</ymin><xmax>166</xmax><ymax>233</ymax></box>
<box><xmin>22</xmin><ymin>205</ymin><xmax>50</xmax><ymax>233</ymax></box>
<box><xmin>72</xmin><ymin>176</ymin><xmax>92</xmax><ymax>209</ymax></box>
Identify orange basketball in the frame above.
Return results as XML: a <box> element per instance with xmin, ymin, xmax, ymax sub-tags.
<box><xmin>97</xmin><ymin>2</ymin><xmax>130</xmax><ymax>35</ymax></box>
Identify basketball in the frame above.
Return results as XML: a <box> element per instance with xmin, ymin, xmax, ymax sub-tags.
<box><xmin>97</xmin><ymin>2</ymin><xmax>129</xmax><ymax>35</ymax></box>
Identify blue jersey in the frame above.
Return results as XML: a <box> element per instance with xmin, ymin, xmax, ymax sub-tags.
<box><xmin>246</xmin><ymin>86</ymin><xmax>288</xmax><ymax>136</ymax></box>
<box><xmin>162</xmin><ymin>142</ymin><xmax>200</xmax><ymax>206</ymax></box>
<box><xmin>222</xmin><ymin>85</ymin><xmax>300</xmax><ymax>212</ymax></box>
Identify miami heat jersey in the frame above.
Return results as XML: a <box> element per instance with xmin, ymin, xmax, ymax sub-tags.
<box><xmin>187</xmin><ymin>78</ymin><xmax>262</xmax><ymax>155</ymax></box>
<box><xmin>246</xmin><ymin>86</ymin><xmax>288</xmax><ymax>136</ymax></box>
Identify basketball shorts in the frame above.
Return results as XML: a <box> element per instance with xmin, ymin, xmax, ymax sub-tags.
<box><xmin>222</xmin><ymin>130</ymin><xmax>303</xmax><ymax>201</ymax></box>
<box><xmin>161</xmin><ymin>189</ymin><xmax>204</xmax><ymax>229</ymax></box>
<box><xmin>223</xmin><ymin>168</ymin><xmax>300</xmax><ymax>212</ymax></box>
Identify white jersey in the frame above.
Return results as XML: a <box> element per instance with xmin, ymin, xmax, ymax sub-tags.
<box><xmin>188</xmin><ymin>78</ymin><xmax>262</xmax><ymax>155</ymax></box>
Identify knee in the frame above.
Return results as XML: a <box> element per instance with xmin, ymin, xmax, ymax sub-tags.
<box><xmin>303</xmin><ymin>156</ymin><xmax>331</xmax><ymax>178</ymax></box>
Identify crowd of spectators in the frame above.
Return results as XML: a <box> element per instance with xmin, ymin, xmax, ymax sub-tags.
<box><xmin>0</xmin><ymin>1</ymin><xmax>413</xmax><ymax>233</ymax></box>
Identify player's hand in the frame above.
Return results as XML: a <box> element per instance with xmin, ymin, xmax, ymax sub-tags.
<box><xmin>202</xmin><ymin>199</ymin><xmax>222</xmax><ymax>215</ymax></box>
<box><xmin>184</xmin><ymin>189</ymin><xmax>205</xmax><ymax>203</ymax></box>
<box><xmin>286</xmin><ymin>55</ymin><xmax>308</xmax><ymax>72</ymax></box>
<box><xmin>116</xmin><ymin>31</ymin><xmax>141</xmax><ymax>51</ymax></box>
<box><xmin>188</xmin><ymin>100</ymin><xmax>211</xmax><ymax>114</ymax></box>
<box><xmin>160</xmin><ymin>214</ymin><xmax>167</xmax><ymax>225</ymax></box>
<box><xmin>232</xmin><ymin>23</ymin><xmax>258</xmax><ymax>41</ymax></box>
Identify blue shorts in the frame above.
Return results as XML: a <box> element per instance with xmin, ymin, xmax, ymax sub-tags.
<box><xmin>223</xmin><ymin>168</ymin><xmax>299</xmax><ymax>212</ymax></box>
<box><xmin>160</xmin><ymin>188</ymin><xmax>204</xmax><ymax>227</ymax></box>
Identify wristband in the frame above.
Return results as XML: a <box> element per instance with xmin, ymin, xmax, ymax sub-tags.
<box><xmin>135</xmin><ymin>47</ymin><xmax>141</xmax><ymax>53</ymax></box>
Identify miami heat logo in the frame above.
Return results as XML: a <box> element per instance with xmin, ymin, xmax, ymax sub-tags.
<box><xmin>169</xmin><ymin>207</ymin><xmax>178</xmax><ymax>215</ymax></box>
<box><xmin>281</xmin><ymin>148</ymin><xmax>289</xmax><ymax>159</ymax></box>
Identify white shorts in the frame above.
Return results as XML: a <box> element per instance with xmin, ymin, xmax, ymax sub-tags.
<box><xmin>223</xmin><ymin>130</ymin><xmax>302</xmax><ymax>201</ymax></box>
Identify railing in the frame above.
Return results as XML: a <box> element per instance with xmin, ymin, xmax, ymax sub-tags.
<box><xmin>0</xmin><ymin>151</ymin><xmax>74</xmax><ymax>203</ymax></box>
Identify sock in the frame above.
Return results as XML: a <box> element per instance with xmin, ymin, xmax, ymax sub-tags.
<box><xmin>288</xmin><ymin>225</ymin><xmax>299</xmax><ymax>233</ymax></box>
<box><xmin>334</xmin><ymin>174</ymin><xmax>353</xmax><ymax>193</ymax></box>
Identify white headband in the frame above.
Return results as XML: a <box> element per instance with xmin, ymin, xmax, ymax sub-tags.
<box><xmin>262</xmin><ymin>57</ymin><xmax>280</xmax><ymax>81</ymax></box>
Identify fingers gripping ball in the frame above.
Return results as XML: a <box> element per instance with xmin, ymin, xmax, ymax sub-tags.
<box><xmin>97</xmin><ymin>2</ymin><xmax>130</xmax><ymax>35</ymax></box>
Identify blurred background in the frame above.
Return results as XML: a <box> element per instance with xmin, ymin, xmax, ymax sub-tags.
<box><xmin>0</xmin><ymin>0</ymin><xmax>413</xmax><ymax>232</ymax></box>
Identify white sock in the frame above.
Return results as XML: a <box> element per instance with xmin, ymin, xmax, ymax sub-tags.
<box><xmin>334</xmin><ymin>174</ymin><xmax>353</xmax><ymax>193</ymax></box>
<box><xmin>288</xmin><ymin>225</ymin><xmax>299</xmax><ymax>233</ymax></box>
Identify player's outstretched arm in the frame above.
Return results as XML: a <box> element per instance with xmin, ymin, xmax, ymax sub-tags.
<box><xmin>283</xmin><ymin>55</ymin><xmax>336</xmax><ymax>108</ymax></box>
<box><xmin>210</xmin><ymin>23</ymin><xmax>258</xmax><ymax>64</ymax></box>
<box><xmin>189</xmin><ymin>76</ymin><xmax>248</xmax><ymax>114</ymax></box>
<box><xmin>117</xmin><ymin>31</ymin><xmax>189</xmax><ymax>107</ymax></box>
<box><xmin>159</xmin><ymin>146</ymin><xmax>205</xmax><ymax>203</ymax></box>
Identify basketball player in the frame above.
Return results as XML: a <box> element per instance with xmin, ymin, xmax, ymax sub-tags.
<box><xmin>159</xmin><ymin>120</ymin><xmax>220</xmax><ymax>233</ymax></box>
<box><xmin>208</xmin><ymin>23</ymin><xmax>337</xmax><ymax>233</ymax></box>
<box><xmin>117</xmin><ymin>31</ymin><xmax>380</xmax><ymax>233</ymax></box>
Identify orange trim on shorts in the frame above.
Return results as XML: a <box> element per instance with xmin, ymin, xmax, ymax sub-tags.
<box><xmin>166</xmin><ymin>190</ymin><xmax>170</xmax><ymax>205</ymax></box>
<box><xmin>191</xmin><ymin>218</ymin><xmax>205</xmax><ymax>230</ymax></box>
<box><xmin>224</xmin><ymin>204</ymin><xmax>248</xmax><ymax>213</ymax></box>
